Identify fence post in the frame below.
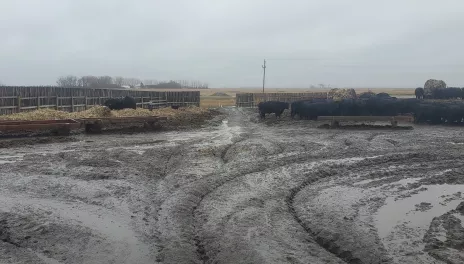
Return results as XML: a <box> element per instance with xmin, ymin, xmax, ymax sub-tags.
<box><xmin>37</xmin><ymin>95</ymin><xmax>40</xmax><ymax>110</ymax></box>
<box><xmin>141</xmin><ymin>96</ymin><xmax>144</xmax><ymax>109</ymax></box>
<box><xmin>16</xmin><ymin>96</ymin><xmax>21</xmax><ymax>113</ymax></box>
<box><xmin>85</xmin><ymin>96</ymin><xmax>88</xmax><ymax>110</ymax></box>
<box><xmin>56</xmin><ymin>95</ymin><xmax>59</xmax><ymax>110</ymax></box>
<box><xmin>71</xmin><ymin>95</ymin><xmax>74</xmax><ymax>112</ymax></box>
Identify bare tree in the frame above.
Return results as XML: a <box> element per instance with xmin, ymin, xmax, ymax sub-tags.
<box><xmin>97</xmin><ymin>76</ymin><xmax>113</xmax><ymax>86</ymax></box>
<box><xmin>114</xmin><ymin>76</ymin><xmax>124</xmax><ymax>87</ymax></box>
<box><xmin>57</xmin><ymin>75</ymin><xmax>79</xmax><ymax>87</ymax></box>
<box><xmin>79</xmin><ymin>76</ymin><xmax>99</xmax><ymax>87</ymax></box>
<box><xmin>123</xmin><ymin>78</ymin><xmax>141</xmax><ymax>87</ymax></box>
<box><xmin>143</xmin><ymin>79</ymin><xmax>159</xmax><ymax>85</ymax></box>
<box><xmin>77</xmin><ymin>75</ymin><xmax>115</xmax><ymax>88</ymax></box>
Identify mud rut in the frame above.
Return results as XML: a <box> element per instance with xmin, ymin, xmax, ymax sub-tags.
<box><xmin>0</xmin><ymin>108</ymin><xmax>464</xmax><ymax>264</ymax></box>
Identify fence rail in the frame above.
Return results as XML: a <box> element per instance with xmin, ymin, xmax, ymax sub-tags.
<box><xmin>235</xmin><ymin>92</ymin><xmax>328</xmax><ymax>108</ymax></box>
<box><xmin>0</xmin><ymin>86</ymin><xmax>200</xmax><ymax>115</ymax></box>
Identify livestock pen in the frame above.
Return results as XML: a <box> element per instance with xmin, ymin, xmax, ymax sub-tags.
<box><xmin>235</xmin><ymin>92</ymin><xmax>328</xmax><ymax>108</ymax></box>
<box><xmin>0</xmin><ymin>86</ymin><xmax>200</xmax><ymax>115</ymax></box>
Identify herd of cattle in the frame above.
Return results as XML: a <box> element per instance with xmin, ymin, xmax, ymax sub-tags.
<box><xmin>415</xmin><ymin>87</ymin><xmax>464</xmax><ymax>100</ymax></box>
<box><xmin>258</xmin><ymin>94</ymin><xmax>464</xmax><ymax>124</ymax></box>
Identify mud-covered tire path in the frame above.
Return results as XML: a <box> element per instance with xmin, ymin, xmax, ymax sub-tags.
<box><xmin>0</xmin><ymin>108</ymin><xmax>464</xmax><ymax>264</ymax></box>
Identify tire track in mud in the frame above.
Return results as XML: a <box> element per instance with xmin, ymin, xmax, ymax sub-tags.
<box><xmin>157</xmin><ymin>135</ymin><xmax>328</xmax><ymax>263</ymax></box>
<box><xmin>189</xmin><ymin>151</ymin><xmax>376</xmax><ymax>262</ymax></box>
<box><xmin>156</xmin><ymin>111</ymin><xmax>257</xmax><ymax>263</ymax></box>
<box><xmin>192</xmin><ymin>135</ymin><xmax>287</xmax><ymax>263</ymax></box>
<box><xmin>286</xmin><ymin>152</ymin><xmax>447</xmax><ymax>264</ymax></box>
<box><xmin>187</xmin><ymin>141</ymin><xmax>406</xmax><ymax>263</ymax></box>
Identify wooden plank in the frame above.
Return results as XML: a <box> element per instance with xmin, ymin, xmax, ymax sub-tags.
<box><xmin>0</xmin><ymin>106</ymin><xmax>19</xmax><ymax>109</ymax></box>
<box><xmin>0</xmin><ymin>119</ymin><xmax>79</xmax><ymax>125</ymax></box>
<box><xmin>20</xmin><ymin>106</ymin><xmax>41</xmax><ymax>110</ymax></box>
<box><xmin>317</xmin><ymin>116</ymin><xmax>414</xmax><ymax>122</ymax></box>
<box><xmin>78</xmin><ymin>116</ymin><xmax>167</xmax><ymax>125</ymax></box>
<box><xmin>0</xmin><ymin>123</ymin><xmax>80</xmax><ymax>131</ymax></box>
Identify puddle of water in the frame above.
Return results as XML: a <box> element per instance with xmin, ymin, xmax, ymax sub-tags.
<box><xmin>323</xmin><ymin>155</ymin><xmax>383</xmax><ymax>166</ymax></box>
<box><xmin>447</xmin><ymin>142</ymin><xmax>464</xmax><ymax>145</ymax></box>
<box><xmin>195</xmin><ymin>119</ymin><xmax>243</xmax><ymax>148</ymax></box>
<box><xmin>435</xmin><ymin>169</ymin><xmax>453</xmax><ymax>176</ymax></box>
<box><xmin>392</xmin><ymin>177</ymin><xmax>421</xmax><ymax>186</ymax></box>
<box><xmin>0</xmin><ymin>192</ymin><xmax>152</xmax><ymax>263</ymax></box>
<box><xmin>376</xmin><ymin>184</ymin><xmax>464</xmax><ymax>263</ymax></box>
<box><xmin>0</xmin><ymin>154</ymin><xmax>25</xmax><ymax>164</ymax></box>
<box><xmin>376</xmin><ymin>184</ymin><xmax>464</xmax><ymax>239</ymax></box>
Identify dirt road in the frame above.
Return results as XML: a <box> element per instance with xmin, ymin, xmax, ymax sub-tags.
<box><xmin>0</xmin><ymin>108</ymin><xmax>463</xmax><ymax>264</ymax></box>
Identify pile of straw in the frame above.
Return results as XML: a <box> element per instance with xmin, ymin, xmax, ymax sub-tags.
<box><xmin>0</xmin><ymin>106</ymin><xmax>213</xmax><ymax>127</ymax></box>
<box><xmin>0</xmin><ymin>108</ymin><xmax>70</xmax><ymax>121</ymax></box>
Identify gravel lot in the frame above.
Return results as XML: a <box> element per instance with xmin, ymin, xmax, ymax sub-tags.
<box><xmin>0</xmin><ymin>108</ymin><xmax>463</xmax><ymax>264</ymax></box>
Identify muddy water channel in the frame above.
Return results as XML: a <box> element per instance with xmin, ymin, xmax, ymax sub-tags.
<box><xmin>0</xmin><ymin>108</ymin><xmax>463</xmax><ymax>264</ymax></box>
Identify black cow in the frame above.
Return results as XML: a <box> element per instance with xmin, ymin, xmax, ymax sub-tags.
<box><xmin>415</xmin><ymin>87</ymin><xmax>424</xmax><ymax>99</ymax></box>
<box><xmin>376</xmin><ymin>92</ymin><xmax>391</xmax><ymax>99</ymax></box>
<box><xmin>291</xmin><ymin>100</ymin><xmax>311</xmax><ymax>119</ymax></box>
<box><xmin>297</xmin><ymin>101</ymin><xmax>339</xmax><ymax>120</ymax></box>
<box><xmin>104</xmin><ymin>96</ymin><xmax>137</xmax><ymax>110</ymax></box>
<box><xmin>258</xmin><ymin>101</ymin><xmax>289</xmax><ymax>119</ymax></box>
<box><xmin>291</xmin><ymin>99</ymin><xmax>335</xmax><ymax>119</ymax></box>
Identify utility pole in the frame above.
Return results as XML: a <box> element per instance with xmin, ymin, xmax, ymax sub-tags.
<box><xmin>262</xmin><ymin>59</ymin><xmax>266</xmax><ymax>93</ymax></box>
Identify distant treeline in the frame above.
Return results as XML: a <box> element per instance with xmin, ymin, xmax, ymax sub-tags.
<box><xmin>56</xmin><ymin>75</ymin><xmax>209</xmax><ymax>89</ymax></box>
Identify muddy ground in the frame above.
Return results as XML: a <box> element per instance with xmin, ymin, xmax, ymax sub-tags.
<box><xmin>0</xmin><ymin>108</ymin><xmax>463</xmax><ymax>264</ymax></box>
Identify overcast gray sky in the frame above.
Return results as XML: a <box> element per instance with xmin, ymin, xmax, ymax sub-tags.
<box><xmin>1</xmin><ymin>0</ymin><xmax>464</xmax><ymax>88</ymax></box>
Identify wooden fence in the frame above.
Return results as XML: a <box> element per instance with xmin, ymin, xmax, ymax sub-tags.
<box><xmin>0</xmin><ymin>86</ymin><xmax>200</xmax><ymax>115</ymax></box>
<box><xmin>235</xmin><ymin>92</ymin><xmax>328</xmax><ymax>108</ymax></box>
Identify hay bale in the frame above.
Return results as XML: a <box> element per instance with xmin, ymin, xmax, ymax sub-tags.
<box><xmin>328</xmin><ymin>88</ymin><xmax>357</xmax><ymax>100</ymax></box>
<box><xmin>424</xmin><ymin>79</ymin><xmax>447</xmax><ymax>98</ymax></box>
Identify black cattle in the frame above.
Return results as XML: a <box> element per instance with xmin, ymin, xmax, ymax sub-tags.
<box><xmin>258</xmin><ymin>101</ymin><xmax>289</xmax><ymax>119</ymax></box>
<box><xmin>291</xmin><ymin>100</ymin><xmax>311</xmax><ymax>119</ymax></box>
<box><xmin>365</xmin><ymin>97</ymin><xmax>400</xmax><ymax>116</ymax></box>
<box><xmin>296</xmin><ymin>101</ymin><xmax>339</xmax><ymax>120</ymax></box>
<box><xmin>104</xmin><ymin>96</ymin><xmax>137</xmax><ymax>110</ymax></box>
<box><xmin>359</xmin><ymin>92</ymin><xmax>376</xmax><ymax>99</ymax></box>
<box><xmin>414</xmin><ymin>102</ymin><xmax>448</xmax><ymax>124</ymax></box>
<box><xmin>291</xmin><ymin>99</ymin><xmax>335</xmax><ymax>119</ymax></box>
<box><xmin>171</xmin><ymin>105</ymin><xmax>180</xmax><ymax>110</ymax></box>
<box><xmin>446</xmin><ymin>87</ymin><xmax>462</xmax><ymax>99</ymax></box>
<box><xmin>395</xmin><ymin>98</ymin><xmax>420</xmax><ymax>115</ymax></box>
<box><xmin>340</xmin><ymin>99</ymin><xmax>373</xmax><ymax>116</ymax></box>
<box><xmin>415</xmin><ymin>88</ymin><xmax>424</xmax><ymax>99</ymax></box>
<box><xmin>376</xmin><ymin>92</ymin><xmax>391</xmax><ymax>99</ymax></box>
